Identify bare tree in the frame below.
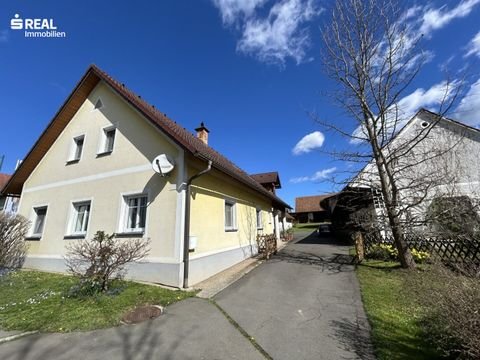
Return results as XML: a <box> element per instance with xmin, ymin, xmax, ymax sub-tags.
<box><xmin>65</xmin><ymin>230</ymin><xmax>150</xmax><ymax>292</ymax></box>
<box><xmin>319</xmin><ymin>0</ymin><xmax>462</xmax><ymax>268</ymax></box>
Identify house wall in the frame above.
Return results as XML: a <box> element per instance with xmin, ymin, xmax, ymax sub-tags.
<box><xmin>295</xmin><ymin>211</ymin><xmax>330</xmax><ymax>224</ymax></box>
<box><xmin>17</xmin><ymin>80</ymin><xmax>283</xmax><ymax>287</ymax></box>
<box><xmin>18</xmin><ymin>81</ymin><xmax>185</xmax><ymax>287</ymax></box>
<box><xmin>351</xmin><ymin>113</ymin><xmax>480</xmax><ymax>233</ymax></box>
<box><xmin>187</xmin><ymin>160</ymin><xmax>275</xmax><ymax>284</ymax></box>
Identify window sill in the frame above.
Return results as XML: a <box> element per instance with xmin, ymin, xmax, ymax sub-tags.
<box><xmin>64</xmin><ymin>234</ymin><xmax>86</xmax><ymax>240</ymax></box>
<box><xmin>256</xmin><ymin>227</ymin><xmax>264</xmax><ymax>230</ymax></box>
<box><xmin>114</xmin><ymin>231</ymin><xmax>145</xmax><ymax>238</ymax></box>
<box><xmin>96</xmin><ymin>151</ymin><xmax>112</xmax><ymax>158</ymax></box>
<box><xmin>66</xmin><ymin>159</ymin><xmax>80</xmax><ymax>165</ymax></box>
<box><xmin>25</xmin><ymin>235</ymin><xmax>41</xmax><ymax>241</ymax></box>
<box><xmin>225</xmin><ymin>228</ymin><xmax>238</xmax><ymax>232</ymax></box>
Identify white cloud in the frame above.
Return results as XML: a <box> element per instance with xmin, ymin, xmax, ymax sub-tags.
<box><xmin>212</xmin><ymin>0</ymin><xmax>321</xmax><ymax>65</ymax></box>
<box><xmin>237</xmin><ymin>0</ymin><xmax>321</xmax><ymax>65</ymax></box>
<box><xmin>292</xmin><ymin>131</ymin><xmax>325</xmax><ymax>155</ymax></box>
<box><xmin>212</xmin><ymin>0</ymin><xmax>267</xmax><ymax>25</ymax></box>
<box><xmin>419</xmin><ymin>0</ymin><xmax>480</xmax><ymax>36</ymax></box>
<box><xmin>350</xmin><ymin>80</ymin><xmax>460</xmax><ymax>144</ymax></box>
<box><xmin>397</xmin><ymin>81</ymin><xmax>459</xmax><ymax>118</ymax></box>
<box><xmin>290</xmin><ymin>167</ymin><xmax>336</xmax><ymax>183</ymax></box>
<box><xmin>453</xmin><ymin>78</ymin><xmax>480</xmax><ymax>127</ymax></box>
<box><xmin>465</xmin><ymin>30</ymin><xmax>480</xmax><ymax>58</ymax></box>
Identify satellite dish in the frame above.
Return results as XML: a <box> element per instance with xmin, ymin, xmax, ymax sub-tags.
<box><xmin>152</xmin><ymin>154</ymin><xmax>175</xmax><ymax>176</ymax></box>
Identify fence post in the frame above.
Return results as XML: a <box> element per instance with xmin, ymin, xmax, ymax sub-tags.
<box><xmin>354</xmin><ymin>231</ymin><xmax>365</xmax><ymax>263</ymax></box>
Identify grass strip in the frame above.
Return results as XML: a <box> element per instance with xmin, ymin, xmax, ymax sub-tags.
<box><xmin>356</xmin><ymin>260</ymin><xmax>444</xmax><ymax>360</ymax></box>
<box><xmin>0</xmin><ymin>270</ymin><xmax>194</xmax><ymax>332</ymax></box>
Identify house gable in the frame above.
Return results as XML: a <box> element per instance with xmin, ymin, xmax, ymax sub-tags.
<box><xmin>351</xmin><ymin>109</ymin><xmax>480</xmax><ymax>188</ymax></box>
<box><xmin>24</xmin><ymin>81</ymin><xmax>180</xmax><ymax>191</ymax></box>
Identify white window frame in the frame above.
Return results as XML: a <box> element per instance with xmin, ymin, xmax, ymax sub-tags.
<box><xmin>30</xmin><ymin>205</ymin><xmax>48</xmax><ymax>238</ymax></box>
<box><xmin>118</xmin><ymin>193</ymin><xmax>149</xmax><ymax>234</ymax></box>
<box><xmin>68</xmin><ymin>134</ymin><xmax>85</xmax><ymax>163</ymax></box>
<box><xmin>256</xmin><ymin>208</ymin><xmax>263</xmax><ymax>230</ymax></box>
<box><xmin>224</xmin><ymin>199</ymin><xmax>237</xmax><ymax>231</ymax></box>
<box><xmin>97</xmin><ymin>125</ymin><xmax>116</xmax><ymax>156</ymax></box>
<box><xmin>66</xmin><ymin>200</ymin><xmax>92</xmax><ymax>237</ymax></box>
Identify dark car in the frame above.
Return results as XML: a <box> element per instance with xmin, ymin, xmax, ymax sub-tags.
<box><xmin>317</xmin><ymin>224</ymin><xmax>331</xmax><ymax>234</ymax></box>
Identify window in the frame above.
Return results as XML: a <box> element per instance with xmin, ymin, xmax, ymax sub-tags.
<box><xmin>70</xmin><ymin>201</ymin><xmax>91</xmax><ymax>235</ymax></box>
<box><xmin>98</xmin><ymin>127</ymin><xmax>116</xmax><ymax>155</ymax></box>
<box><xmin>69</xmin><ymin>135</ymin><xmax>84</xmax><ymax>162</ymax></box>
<box><xmin>32</xmin><ymin>206</ymin><xmax>47</xmax><ymax>237</ymax></box>
<box><xmin>225</xmin><ymin>200</ymin><xmax>237</xmax><ymax>231</ymax></box>
<box><xmin>256</xmin><ymin>209</ymin><xmax>263</xmax><ymax>229</ymax></box>
<box><xmin>122</xmin><ymin>194</ymin><xmax>148</xmax><ymax>233</ymax></box>
<box><xmin>104</xmin><ymin>128</ymin><xmax>116</xmax><ymax>153</ymax></box>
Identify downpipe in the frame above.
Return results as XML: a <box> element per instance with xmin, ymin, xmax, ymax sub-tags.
<box><xmin>183</xmin><ymin>159</ymin><xmax>212</xmax><ymax>288</ymax></box>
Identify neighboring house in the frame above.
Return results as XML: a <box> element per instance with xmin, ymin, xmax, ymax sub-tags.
<box><xmin>293</xmin><ymin>195</ymin><xmax>334</xmax><ymax>223</ymax></box>
<box><xmin>250</xmin><ymin>171</ymin><xmax>292</xmax><ymax>230</ymax></box>
<box><xmin>324</xmin><ymin>109</ymin><xmax>480</xmax><ymax>236</ymax></box>
<box><xmin>0</xmin><ymin>174</ymin><xmax>19</xmax><ymax>214</ymax></box>
<box><xmin>0</xmin><ymin>65</ymin><xmax>290</xmax><ymax>288</ymax></box>
<box><xmin>250</xmin><ymin>172</ymin><xmax>281</xmax><ymax>195</ymax></box>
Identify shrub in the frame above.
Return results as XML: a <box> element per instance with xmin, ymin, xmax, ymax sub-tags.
<box><xmin>407</xmin><ymin>263</ymin><xmax>480</xmax><ymax>359</ymax></box>
<box><xmin>426</xmin><ymin>196</ymin><xmax>480</xmax><ymax>238</ymax></box>
<box><xmin>0</xmin><ymin>212</ymin><xmax>29</xmax><ymax>270</ymax></box>
<box><xmin>65</xmin><ymin>230</ymin><xmax>150</xmax><ymax>294</ymax></box>
<box><xmin>367</xmin><ymin>243</ymin><xmax>430</xmax><ymax>263</ymax></box>
<box><xmin>367</xmin><ymin>243</ymin><xmax>398</xmax><ymax>261</ymax></box>
<box><xmin>410</xmin><ymin>248</ymin><xmax>430</xmax><ymax>263</ymax></box>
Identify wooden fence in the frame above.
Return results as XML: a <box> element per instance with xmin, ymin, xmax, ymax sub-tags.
<box><xmin>363</xmin><ymin>233</ymin><xmax>480</xmax><ymax>264</ymax></box>
<box><xmin>257</xmin><ymin>234</ymin><xmax>277</xmax><ymax>259</ymax></box>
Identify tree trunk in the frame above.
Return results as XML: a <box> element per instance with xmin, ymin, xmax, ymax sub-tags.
<box><xmin>353</xmin><ymin>231</ymin><xmax>365</xmax><ymax>263</ymax></box>
<box><xmin>387</xmin><ymin>208</ymin><xmax>416</xmax><ymax>269</ymax></box>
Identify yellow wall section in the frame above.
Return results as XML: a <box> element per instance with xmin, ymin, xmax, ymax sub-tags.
<box><xmin>189</xmin><ymin>166</ymin><xmax>274</xmax><ymax>255</ymax></box>
<box><xmin>19</xmin><ymin>81</ymin><xmax>181</xmax><ymax>259</ymax></box>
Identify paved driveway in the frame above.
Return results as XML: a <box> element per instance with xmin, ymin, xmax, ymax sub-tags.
<box><xmin>214</xmin><ymin>230</ymin><xmax>375</xmax><ymax>360</ymax></box>
<box><xmin>0</xmin><ymin>298</ymin><xmax>264</xmax><ymax>360</ymax></box>
<box><xmin>0</xmin><ymin>230</ymin><xmax>374</xmax><ymax>359</ymax></box>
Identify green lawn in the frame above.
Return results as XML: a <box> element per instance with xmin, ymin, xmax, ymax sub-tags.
<box><xmin>0</xmin><ymin>270</ymin><xmax>194</xmax><ymax>332</ymax></box>
<box><xmin>356</xmin><ymin>260</ymin><xmax>445</xmax><ymax>360</ymax></box>
<box><xmin>293</xmin><ymin>222</ymin><xmax>324</xmax><ymax>230</ymax></box>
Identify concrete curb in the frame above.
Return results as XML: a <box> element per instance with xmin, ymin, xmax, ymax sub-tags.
<box><xmin>195</xmin><ymin>240</ymin><xmax>292</xmax><ymax>299</ymax></box>
<box><xmin>0</xmin><ymin>331</ymin><xmax>38</xmax><ymax>344</ymax></box>
<box><xmin>197</xmin><ymin>259</ymin><xmax>263</xmax><ymax>298</ymax></box>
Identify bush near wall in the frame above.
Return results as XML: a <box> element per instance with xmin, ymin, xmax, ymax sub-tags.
<box><xmin>0</xmin><ymin>212</ymin><xmax>29</xmax><ymax>270</ymax></box>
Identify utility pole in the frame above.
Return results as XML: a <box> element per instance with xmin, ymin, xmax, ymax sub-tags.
<box><xmin>0</xmin><ymin>155</ymin><xmax>4</xmax><ymax>172</ymax></box>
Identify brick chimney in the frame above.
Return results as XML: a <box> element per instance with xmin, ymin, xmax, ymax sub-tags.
<box><xmin>195</xmin><ymin>122</ymin><xmax>210</xmax><ymax>145</ymax></box>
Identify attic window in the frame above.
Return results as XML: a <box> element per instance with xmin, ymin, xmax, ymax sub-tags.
<box><xmin>94</xmin><ymin>98</ymin><xmax>104</xmax><ymax>110</ymax></box>
<box><xmin>421</xmin><ymin>121</ymin><xmax>429</xmax><ymax>128</ymax></box>
<box><xmin>67</xmin><ymin>135</ymin><xmax>85</xmax><ymax>164</ymax></box>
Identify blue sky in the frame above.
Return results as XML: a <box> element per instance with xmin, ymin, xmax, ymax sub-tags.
<box><xmin>0</xmin><ymin>0</ymin><xmax>479</xmax><ymax>208</ymax></box>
